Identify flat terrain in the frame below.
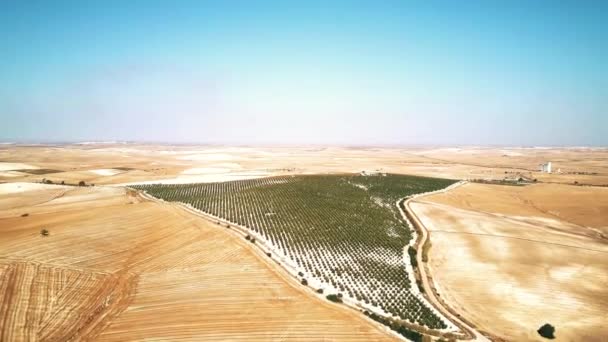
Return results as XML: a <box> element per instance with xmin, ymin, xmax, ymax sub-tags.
<box><xmin>136</xmin><ymin>174</ymin><xmax>456</xmax><ymax>331</ymax></box>
<box><xmin>0</xmin><ymin>183</ymin><xmax>395</xmax><ymax>341</ymax></box>
<box><xmin>1</xmin><ymin>144</ymin><xmax>607</xmax><ymax>341</ymax></box>
<box><xmin>1</xmin><ymin>144</ymin><xmax>607</xmax><ymax>186</ymax></box>
<box><xmin>413</xmin><ymin>183</ymin><xmax>608</xmax><ymax>341</ymax></box>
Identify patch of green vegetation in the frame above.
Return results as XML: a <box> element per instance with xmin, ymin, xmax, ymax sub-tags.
<box><xmin>537</xmin><ymin>323</ymin><xmax>556</xmax><ymax>339</ymax></box>
<box><xmin>408</xmin><ymin>246</ymin><xmax>418</xmax><ymax>268</ymax></box>
<box><xmin>326</xmin><ymin>294</ymin><xmax>342</xmax><ymax>303</ymax></box>
<box><xmin>135</xmin><ymin>174</ymin><xmax>456</xmax><ymax>329</ymax></box>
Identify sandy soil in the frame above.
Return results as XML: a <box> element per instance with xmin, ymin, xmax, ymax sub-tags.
<box><xmin>1</xmin><ymin>144</ymin><xmax>607</xmax><ymax>185</ymax></box>
<box><xmin>412</xmin><ymin>183</ymin><xmax>608</xmax><ymax>341</ymax></box>
<box><xmin>0</xmin><ymin>184</ymin><xmax>395</xmax><ymax>341</ymax></box>
<box><xmin>0</xmin><ymin>162</ymin><xmax>39</xmax><ymax>171</ymax></box>
<box><xmin>1</xmin><ymin>144</ymin><xmax>607</xmax><ymax>341</ymax></box>
<box><xmin>89</xmin><ymin>169</ymin><xmax>122</xmax><ymax>176</ymax></box>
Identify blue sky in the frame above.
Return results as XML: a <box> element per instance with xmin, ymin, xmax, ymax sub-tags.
<box><xmin>1</xmin><ymin>1</ymin><xmax>606</xmax><ymax>145</ymax></box>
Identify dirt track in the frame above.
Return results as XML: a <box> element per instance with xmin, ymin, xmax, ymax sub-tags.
<box><xmin>412</xmin><ymin>183</ymin><xmax>608</xmax><ymax>341</ymax></box>
<box><xmin>2</xmin><ymin>144</ymin><xmax>607</xmax><ymax>341</ymax></box>
<box><xmin>401</xmin><ymin>182</ymin><xmax>490</xmax><ymax>342</ymax></box>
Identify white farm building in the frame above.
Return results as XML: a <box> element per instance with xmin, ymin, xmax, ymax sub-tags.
<box><xmin>539</xmin><ymin>162</ymin><xmax>552</xmax><ymax>173</ymax></box>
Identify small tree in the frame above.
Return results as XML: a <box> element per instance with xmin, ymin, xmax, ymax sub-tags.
<box><xmin>408</xmin><ymin>246</ymin><xmax>418</xmax><ymax>268</ymax></box>
<box><xmin>326</xmin><ymin>294</ymin><xmax>342</xmax><ymax>303</ymax></box>
<box><xmin>537</xmin><ymin>323</ymin><xmax>555</xmax><ymax>339</ymax></box>
<box><xmin>301</xmin><ymin>278</ymin><xmax>308</xmax><ymax>286</ymax></box>
<box><xmin>40</xmin><ymin>229</ymin><xmax>49</xmax><ymax>237</ymax></box>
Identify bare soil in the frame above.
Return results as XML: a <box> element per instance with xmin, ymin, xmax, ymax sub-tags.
<box><xmin>413</xmin><ymin>183</ymin><xmax>608</xmax><ymax>341</ymax></box>
<box><xmin>0</xmin><ymin>184</ymin><xmax>395</xmax><ymax>341</ymax></box>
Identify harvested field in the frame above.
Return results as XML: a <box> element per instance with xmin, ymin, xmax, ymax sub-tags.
<box><xmin>1</xmin><ymin>145</ymin><xmax>607</xmax><ymax>186</ymax></box>
<box><xmin>0</xmin><ymin>184</ymin><xmax>396</xmax><ymax>341</ymax></box>
<box><xmin>2</xmin><ymin>144</ymin><xmax>607</xmax><ymax>341</ymax></box>
<box><xmin>411</xmin><ymin>182</ymin><xmax>608</xmax><ymax>341</ymax></box>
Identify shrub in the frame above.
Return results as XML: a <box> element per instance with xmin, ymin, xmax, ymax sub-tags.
<box><xmin>298</xmin><ymin>271</ymin><xmax>304</xmax><ymax>276</ymax></box>
<box><xmin>416</xmin><ymin>280</ymin><xmax>425</xmax><ymax>293</ymax></box>
<box><xmin>44</xmin><ymin>179</ymin><xmax>53</xmax><ymax>184</ymax></box>
<box><xmin>266</xmin><ymin>252</ymin><xmax>271</xmax><ymax>257</ymax></box>
<box><xmin>245</xmin><ymin>235</ymin><xmax>251</xmax><ymax>241</ymax></box>
<box><xmin>537</xmin><ymin>323</ymin><xmax>555</xmax><ymax>339</ymax></box>
<box><xmin>78</xmin><ymin>180</ymin><xmax>86</xmax><ymax>186</ymax></box>
<box><xmin>326</xmin><ymin>294</ymin><xmax>342</xmax><ymax>303</ymax></box>
<box><xmin>408</xmin><ymin>246</ymin><xmax>418</xmax><ymax>268</ymax></box>
<box><xmin>316</xmin><ymin>288</ymin><xmax>324</xmax><ymax>294</ymax></box>
<box><xmin>21</xmin><ymin>213</ymin><xmax>29</xmax><ymax>217</ymax></box>
<box><xmin>301</xmin><ymin>278</ymin><xmax>308</xmax><ymax>286</ymax></box>
<box><xmin>40</xmin><ymin>229</ymin><xmax>49</xmax><ymax>237</ymax></box>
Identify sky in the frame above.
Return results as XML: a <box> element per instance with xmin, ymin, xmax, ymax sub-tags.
<box><xmin>1</xmin><ymin>1</ymin><xmax>606</xmax><ymax>146</ymax></box>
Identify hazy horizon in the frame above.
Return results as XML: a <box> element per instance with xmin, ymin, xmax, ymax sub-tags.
<box><xmin>1</xmin><ymin>1</ymin><xmax>606</xmax><ymax>146</ymax></box>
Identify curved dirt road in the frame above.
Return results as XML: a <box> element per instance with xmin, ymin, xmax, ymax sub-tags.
<box><xmin>401</xmin><ymin>182</ymin><xmax>491</xmax><ymax>342</ymax></box>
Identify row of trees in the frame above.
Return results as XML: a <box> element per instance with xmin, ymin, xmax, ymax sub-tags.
<box><xmin>136</xmin><ymin>174</ymin><xmax>455</xmax><ymax>329</ymax></box>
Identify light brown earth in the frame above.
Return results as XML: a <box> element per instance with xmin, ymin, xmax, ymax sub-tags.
<box><xmin>0</xmin><ymin>183</ymin><xmax>394</xmax><ymax>341</ymax></box>
<box><xmin>1</xmin><ymin>144</ymin><xmax>607</xmax><ymax>341</ymax></box>
<box><xmin>413</xmin><ymin>183</ymin><xmax>608</xmax><ymax>341</ymax></box>
<box><xmin>1</xmin><ymin>144</ymin><xmax>607</xmax><ymax>186</ymax></box>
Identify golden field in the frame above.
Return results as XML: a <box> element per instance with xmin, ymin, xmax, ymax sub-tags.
<box><xmin>413</xmin><ymin>183</ymin><xmax>608</xmax><ymax>341</ymax></box>
<box><xmin>1</xmin><ymin>144</ymin><xmax>606</xmax><ymax>341</ymax></box>
<box><xmin>0</xmin><ymin>183</ymin><xmax>395</xmax><ymax>341</ymax></box>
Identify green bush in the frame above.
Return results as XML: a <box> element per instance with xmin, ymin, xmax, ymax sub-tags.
<box><xmin>537</xmin><ymin>323</ymin><xmax>555</xmax><ymax>339</ymax></box>
<box><xmin>326</xmin><ymin>294</ymin><xmax>342</xmax><ymax>303</ymax></box>
<box><xmin>408</xmin><ymin>246</ymin><xmax>418</xmax><ymax>268</ymax></box>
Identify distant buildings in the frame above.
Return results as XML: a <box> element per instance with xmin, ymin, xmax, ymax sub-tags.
<box><xmin>539</xmin><ymin>162</ymin><xmax>552</xmax><ymax>173</ymax></box>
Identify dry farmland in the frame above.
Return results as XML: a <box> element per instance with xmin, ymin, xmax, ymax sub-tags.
<box><xmin>0</xmin><ymin>183</ymin><xmax>396</xmax><ymax>341</ymax></box>
<box><xmin>412</xmin><ymin>183</ymin><xmax>608</xmax><ymax>341</ymax></box>
<box><xmin>1</xmin><ymin>144</ymin><xmax>607</xmax><ymax>341</ymax></box>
